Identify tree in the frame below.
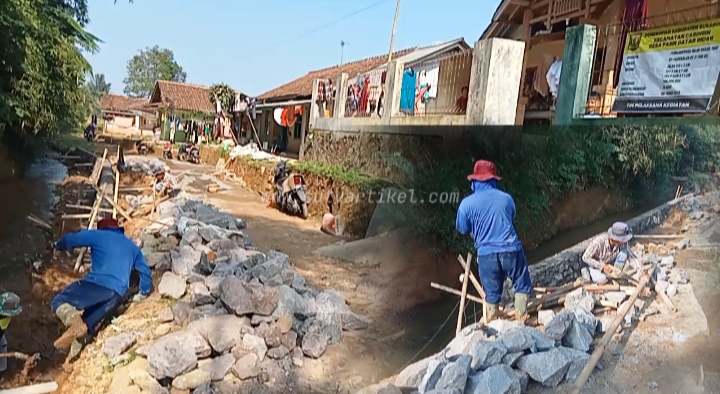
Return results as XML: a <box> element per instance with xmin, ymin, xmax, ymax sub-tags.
<box><xmin>123</xmin><ymin>46</ymin><xmax>187</xmax><ymax>98</ymax></box>
<box><xmin>209</xmin><ymin>84</ymin><xmax>236</xmax><ymax>113</ymax></box>
<box><xmin>82</xmin><ymin>72</ymin><xmax>111</xmax><ymax>117</ymax></box>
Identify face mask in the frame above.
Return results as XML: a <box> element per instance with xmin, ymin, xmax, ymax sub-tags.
<box><xmin>0</xmin><ymin>317</ymin><xmax>11</xmax><ymax>330</ymax></box>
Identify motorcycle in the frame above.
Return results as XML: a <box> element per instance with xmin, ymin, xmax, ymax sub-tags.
<box><xmin>162</xmin><ymin>142</ymin><xmax>173</xmax><ymax>160</ymax></box>
<box><xmin>135</xmin><ymin>140</ymin><xmax>148</xmax><ymax>155</ymax></box>
<box><xmin>84</xmin><ymin>125</ymin><xmax>95</xmax><ymax>142</ymax></box>
<box><xmin>272</xmin><ymin>161</ymin><xmax>308</xmax><ymax>219</ymax></box>
<box><xmin>178</xmin><ymin>143</ymin><xmax>200</xmax><ymax>164</ymax></box>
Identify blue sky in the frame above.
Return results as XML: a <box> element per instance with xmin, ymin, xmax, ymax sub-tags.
<box><xmin>86</xmin><ymin>0</ymin><xmax>497</xmax><ymax>96</ymax></box>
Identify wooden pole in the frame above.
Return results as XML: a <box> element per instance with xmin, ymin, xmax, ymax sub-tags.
<box><xmin>569</xmin><ymin>268</ymin><xmax>653</xmax><ymax>394</ymax></box>
<box><xmin>431</xmin><ymin>283</ymin><xmax>484</xmax><ymax>304</ymax></box>
<box><xmin>73</xmin><ymin>188</ymin><xmax>105</xmax><ymax>272</ymax></box>
<box><xmin>0</xmin><ymin>381</ymin><xmax>59</xmax><ymax>394</ymax></box>
<box><xmin>113</xmin><ymin>170</ymin><xmax>120</xmax><ymax>219</ymax></box>
<box><xmin>456</xmin><ymin>252</ymin><xmax>472</xmax><ymax>334</ymax></box>
<box><xmin>457</xmin><ymin>253</ymin><xmax>488</xmax><ymax>326</ymax></box>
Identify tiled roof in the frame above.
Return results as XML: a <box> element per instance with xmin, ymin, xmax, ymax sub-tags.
<box><xmin>149</xmin><ymin>80</ymin><xmax>220</xmax><ymax>113</ymax></box>
<box><xmin>100</xmin><ymin>94</ymin><xmax>148</xmax><ymax>113</ymax></box>
<box><xmin>257</xmin><ymin>48</ymin><xmax>416</xmax><ymax>101</ymax></box>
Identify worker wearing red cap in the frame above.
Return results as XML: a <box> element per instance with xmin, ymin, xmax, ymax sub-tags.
<box><xmin>456</xmin><ymin>160</ymin><xmax>532</xmax><ymax>324</ymax></box>
<box><xmin>51</xmin><ymin>217</ymin><xmax>152</xmax><ymax>368</ymax></box>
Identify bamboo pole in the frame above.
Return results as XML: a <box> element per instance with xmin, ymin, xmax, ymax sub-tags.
<box><xmin>569</xmin><ymin>268</ymin><xmax>653</xmax><ymax>394</ymax></box>
<box><xmin>431</xmin><ymin>283</ymin><xmax>484</xmax><ymax>304</ymax></box>
<box><xmin>457</xmin><ymin>255</ymin><xmax>486</xmax><ymax>299</ymax></box>
<box><xmin>113</xmin><ymin>168</ymin><xmax>120</xmax><ymax>219</ymax></box>
<box><xmin>74</xmin><ymin>188</ymin><xmax>105</xmax><ymax>272</ymax></box>
<box><xmin>633</xmin><ymin>234</ymin><xmax>683</xmax><ymax>239</ymax></box>
<box><xmin>456</xmin><ymin>252</ymin><xmax>472</xmax><ymax>334</ymax></box>
<box><xmin>26</xmin><ymin>215</ymin><xmax>53</xmax><ymax>233</ymax></box>
<box><xmin>0</xmin><ymin>381</ymin><xmax>59</xmax><ymax>394</ymax></box>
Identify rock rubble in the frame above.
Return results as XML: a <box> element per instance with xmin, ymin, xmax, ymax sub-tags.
<box><xmin>106</xmin><ymin>197</ymin><xmax>371</xmax><ymax>393</ymax></box>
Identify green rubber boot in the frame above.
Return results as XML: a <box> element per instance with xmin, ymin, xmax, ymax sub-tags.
<box><xmin>485</xmin><ymin>303</ymin><xmax>499</xmax><ymax>324</ymax></box>
<box><xmin>515</xmin><ymin>293</ymin><xmax>529</xmax><ymax>324</ymax></box>
<box><xmin>54</xmin><ymin>303</ymin><xmax>87</xmax><ymax>351</ymax></box>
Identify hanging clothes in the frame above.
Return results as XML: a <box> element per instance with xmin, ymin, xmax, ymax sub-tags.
<box><xmin>359</xmin><ymin>76</ymin><xmax>370</xmax><ymax>113</ymax></box>
<box><xmin>547</xmin><ymin>60</ymin><xmax>562</xmax><ymax>98</ymax></box>
<box><xmin>534</xmin><ymin>54</ymin><xmax>554</xmax><ymax>97</ymax></box>
<box><xmin>249</xmin><ymin>97</ymin><xmax>257</xmax><ymax>120</ymax></box>
<box><xmin>614</xmin><ymin>0</ymin><xmax>649</xmax><ymax>87</ymax></box>
<box><xmin>400</xmin><ymin>69</ymin><xmax>417</xmax><ymax>114</ymax></box>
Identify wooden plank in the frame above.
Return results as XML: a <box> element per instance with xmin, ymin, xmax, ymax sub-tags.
<box><xmin>456</xmin><ymin>253</ymin><xmax>473</xmax><ymax>334</ymax></box>
<box><xmin>74</xmin><ymin>187</ymin><xmax>105</xmax><ymax>272</ymax></box>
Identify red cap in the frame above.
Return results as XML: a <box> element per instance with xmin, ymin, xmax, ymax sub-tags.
<box><xmin>97</xmin><ymin>218</ymin><xmax>120</xmax><ymax>230</ymax></box>
<box><xmin>467</xmin><ymin>160</ymin><xmax>502</xmax><ymax>182</ymax></box>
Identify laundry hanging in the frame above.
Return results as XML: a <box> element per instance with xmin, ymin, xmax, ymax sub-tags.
<box><xmin>400</xmin><ymin>68</ymin><xmax>417</xmax><ymax>114</ymax></box>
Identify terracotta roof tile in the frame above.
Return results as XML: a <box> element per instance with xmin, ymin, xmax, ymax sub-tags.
<box><xmin>150</xmin><ymin>80</ymin><xmax>230</xmax><ymax>113</ymax></box>
<box><xmin>100</xmin><ymin>94</ymin><xmax>148</xmax><ymax>113</ymax></box>
<box><xmin>258</xmin><ymin>48</ymin><xmax>416</xmax><ymax>101</ymax></box>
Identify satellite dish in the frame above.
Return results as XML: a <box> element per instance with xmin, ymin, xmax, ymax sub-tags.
<box><xmin>273</xmin><ymin>108</ymin><xmax>284</xmax><ymax>126</ymax></box>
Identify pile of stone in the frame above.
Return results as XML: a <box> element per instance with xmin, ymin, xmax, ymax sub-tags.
<box><xmin>105</xmin><ymin>198</ymin><xmax>371</xmax><ymax>393</ymax></box>
<box><xmin>124</xmin><ymin>157</ymin><xmax>166</xmax><ymax>175</ymax></box>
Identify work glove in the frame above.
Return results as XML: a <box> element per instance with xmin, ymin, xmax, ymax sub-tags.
<box><xmin>132</xmin><ymin>293</ymin><xmax>148</xmax><ymax>303</ymax></box>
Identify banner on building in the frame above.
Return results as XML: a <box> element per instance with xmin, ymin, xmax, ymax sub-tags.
<box><xmin>612</xmin><ymin>19</ymin><xmax>720</xmax><ymax>113</ymax></box>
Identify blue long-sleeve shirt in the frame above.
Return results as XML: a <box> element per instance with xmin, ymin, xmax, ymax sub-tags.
<box><xmin>55</xmin><ymin>228</ymin><xmax>152</xmax><ymax>297</ymax></box>
<box><xmin>456</xmin><ymin>180</ymin><xmax>522</xmax><ymax>255</ymax></box>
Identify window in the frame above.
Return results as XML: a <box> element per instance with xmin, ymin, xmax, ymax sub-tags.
<box><xmin>293</xmin><ymin>114</ymin><xmax>302</xmax><ymax>139</ymax></box>
<box><xmin>591</xmin><ymin>47</ymin><xmax>606</xmax><ymax>87</ymax></box>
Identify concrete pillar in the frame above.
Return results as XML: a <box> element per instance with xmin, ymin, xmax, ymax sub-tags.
<box><xmin>309</xmin><ymin>79</ymin><xmax>321</xmax><ymax>129</ymax></box>
<box><xmin>466</xmin><ymin>38</ymin><xmax>525</xmax><ymax>125</ymax></box>
<box><xmin>555</xmin><ymin>24</ymin><xmax>597</xmax><ymax>125</ymax></box>
<box><xmin>334</xmin><ymin>73</ymin><xmax>349</xmax><ymax>118</ymax></box>
<box><xmin>382</xmin><ymin>61</ymin><xmax>404</xmax><ymax>124</ymax></box>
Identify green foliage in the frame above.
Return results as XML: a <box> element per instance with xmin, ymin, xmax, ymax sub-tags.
<box><xmin>0</xmin><ymin>0</ymin><xmax>103</xmax><ymax>146</ymax></box>
<box><xmin>677</xmin><ymin>124</ymin><xmax>720</xmax><ymax>175</ymax></box>
<box><xmin>289</xmin><ymin>161</ymin><xmax>385</xmax><ymax>190</ymax></box>
<box><xmin>209</xmin><ymin>84</ymin><xmax>236</xmax><ymax>113</ymax></box>
<box><xmin>123</xmin><ymin>45</ymin><xmax>187</xmax><ymax>98</ymax></box>
<box><xmin>82</xmin><ymin>72</ymin><xmax>111</xmax><ymax>117</ymax></box>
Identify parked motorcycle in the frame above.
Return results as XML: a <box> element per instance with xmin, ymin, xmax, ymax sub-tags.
<box><xmin>272</xmin><ymin>161</ymin><xmax>308</xmax><ymax>219</ymax></box>
<box><xmin>84</xmin><ymin>124</ymin><xmax>95</xmax><ymax>142</ymax></box>
<box><xmin>178</xmin><ymin>143</ymin><xmax>200</xmax><ymax>164</ymax></box>
<box><xmin>162</xmin><ymin>142</ymin><xmax>173</xmax><ymax>159</ymax></box>
<box><xmin>135</xmin><ymin>140</ymin><xmax>148</xmax><ymax>155</ymax></box>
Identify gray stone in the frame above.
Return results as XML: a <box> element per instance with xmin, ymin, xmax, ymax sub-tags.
<box><xmin>192</xmin><ymin>382</ymin><xmax>215</xmax><ymax>394</ymax></box>
<box><xmin>155</xmin><ymin>254</ymin><xmax>172</xmax><ymax>272</ymax></box>
<box><xmin>557</xmin><ymin>346</ymin><xmax>590</xmax><ymax>382</ymax></box>
<box><xmin>219</xmin><ymin>277</ymin><xmax>279</xmax><ymax>316</ymax></box>
<box><xmin>677</xmin><ymin>238</ymin><xmax>691</xmax><ymax>250</ymax></box>
<box><xmin>190</xmin><ymin>282</ymin><xmax>215</xmax><ymax>306</ymax></box>
<box><xmin>561</xmin><ymin>319</ymin><xmax>593</xmax><ymax>352</ymax></box>
<box><xmin>159</xmin><ymin>272</ymin><xmax>187</xmax><ymax>300</ymax></box>
<box><xmin>468</xmin><ymin>340</ymin><xmax>507</xmax><ymax>371</ymax></box>
<box><xmin>341</xmin><ymin>310</ymin><xmax>372</xmax><ymax>331</ymax></box>
<box><xmin>247</xmin><ymin>254</ymin><xmax>289</xmax><ymax>284</ymax></box>
<box><xmin>444</xmin><ymin>326</ymin><xmax>486</xmax><ymax>359</ymax></box>
<box><xmin>198</xmin><ymin>227</ymin><xmax>222</xmax><ymax>243</ymax></box>
<box><xmin>267</xmin><ymin>345</ymin><xmax>290</xmax><ymax>359</ymax></box>
<box><xmin>308</xmin><ymin>311</ymin><xmax>343</xmax><ymax>345</ymax></box>
<box><xmin>563</xmin><ymin>288</ymin><xmax>596</xmax><ymax>313</ymax></box>
<box><xmin>103</xmin><ymin>332</ymin><xmax>136</xmax><ymax>358</ymax></box>
<box><xmin>544</xmin><ymin>310</ymin><xmax>574</xmax><ymax>341</ymax></box>
<box><xmin>251</xmin><ymin>315</ymin><xmax>276</xmax><ymax>326</ymax></box>
<box><xmin>188</xmin><ymin>273</ymin><xmax>207</xmax><ymax>284</ymax></box>
<box><xmin>204</xmin><ymin>276</ymin><xmax>223</xmax><ymax>298</ymax></box>
<box><xmin>172</xmin><ymin>245</ymin><xmax>202</xmax><ymax>277</ymax></box>
<box><xmin>598</xmin><ymin>317</ymin><xmax>618</xmax><ymax>334</ymax></box>
<box><xmin>198</xmin><ymin>354</ymin><xmax>235</xmax><ymax>381</ymax></box>
<box><xmin>127</xmin><ymin>359</ymin><xmax>168</xmax><ymax>394</ymax></box>
<box><xmin>301</xmin><ymin>332</ymin><xmax>328</xmax><ymax>359</ymax></box>
<box><xmin>487</xmin><ymin>320</ymin><xmax>524</xmax><ymax>336</ymax></box>
<box><xmin>666</xmin><ymin>284</ymin><xmax>678</xmax><ymax>297</ymax></box>
<box><xmin>281</xmin><ymin>331</ymin><xmax>297</xmax><ymax>349</ymax></box>
<box><xmin>240</xmin><ymin>333</ymin><xmax>268</xmax><ymax>362</ymax></box>
<box><xmin>188</xmin><ymin>315</ymin><xmax>251</xmax><ymax>353</ymax></box>
<box><xmin>172</xmin><ymin>369</ymin><xmax>211</xmax><ymax>390</ymax></box>
<box><xmin>498</xmin><ymin>328</ymin><xmax>534</xmax><ymax>353</ymax></box>
<box><xmin>516</xmin><ymin>348</ymin><xmax>571</xmax><ymax>388</ymax></box>
<box><xmin>211</xmin><ymin>262</ymin><xmax>244</xmax><ymax>278</ymax></box>
<box><xmin>255</xmin><ymin>322</ymin><xmax>282</xmax><ymax>348</ymax></box>
<box><xmin>512</xmin><ymin>369</ymin><xmax>529</xmax><ymax>393</ymax></box>
<box><xmin>232</xmin><ymin>353</ymin><xmax>260</xmax><ymax>380</ymax></box>
<box><xmin>501</xmin><ymin>352</ymin><xmax>523</xmax><ymax>368</ymax></box>
<box><xmin>568</xmin><ymin>307</ymin><xmax>599</xmax><ymax>334</ymax></box>
<box><xmin>354</xmin><ymin>383</ymin><xmax>402</xmax><ymax>394</ymax></box>
<box><xmin>436</xmin><ymin>355</ymin><xmax>471</xmax><ymax>392</ymax></box>
<box><xmin>146</xmin><ymin>252</ymin><xmax>169</xmax><ymax>268</ymax></box>
<box><xmin>273</xmin><ymin>285</ymin><xmax>310</xmax><ymax>319</ymax></box>
<box><xmin>537</xmin><ymin>310</ymin><xmax>555</xmax><ymax>327</ymax></box>
<box><xmin>673</xmin><ymin>270</ymin><xmax>689</xmax><ymax>285</ymax></box>
<box><xmin>659</xmin><ymin>255</ymin><xmax>674</xmax><ymax>268</ymax></box>
<box><xmin>521</xmin><ymin>327</ymin><xmax>556</xmax><ymax>352</ymax></box>
<box><xmin>290</xmin><ymin>272</ymin><xmax>306</xmax><ymax>291</ymax></box>
<box><xmin>146</xmin><ymin>333</ymin><xmax>199</xmax><ymax>379</ymax></box>
<box><xmin>188</xmin><ymin>304</ymin><xmax>228</xmax><ymax>323</ymax></box>
<box><xmin>291</xmin><ymin>347</ymin><xmax>304</xmax><ymax>367</ymax></box>
<box><xmin>475</xmin><ymin>364</ymin><xmax>521</xmax><ymax>394</ymax></box>
<box><xmin>418</xmin><ymin>359</ymin><xmax>446</xmax><ymax>393</ymax></box>
<box><xmin>158</xmin><ymin>308</ymin><xmax>174</xmax><ymax>323</ymax></box>
<box><xmin>603</xmin><ymin>291</ymin><xmax>628</xmax><ymax>305</ymax></box>
<box><xmin>463</xmin><ymin>371</ymin><xmax>483</xmax><ymax>394</ymax></box>
<box><xmin>395</xmin><ymin>355</ymin><xmax>435</xmax><ymax>389</ymax></box>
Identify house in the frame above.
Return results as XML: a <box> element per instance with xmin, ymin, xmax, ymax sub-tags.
<box><xmin>482</xmin><ymin>0</ymin><xmax>718</xmax><ymax>124</ymax></box>
<box><xmin>146</xmin><ymin>80</ymin><xmax>234</xmax><ymax>143</ymax></box>
<box><xmin>99</xmin><ymin>94</ymin><xmax>153</xmax><ymax>135</ymax></box>
<box><xmin>255</xmin><ymin>38</ymin><xmax>471</xmax><ymax>157</ymax></box>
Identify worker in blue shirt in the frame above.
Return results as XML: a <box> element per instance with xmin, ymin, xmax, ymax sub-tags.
<box><xmin>51</xmin><ymin>218</ymin><xmax>152</xmax><ymax>366</ymax></box>
<box><xmin>456</xmin><ymin>160</ymin><xmax>532</xmax><ymax>324</ymax></box>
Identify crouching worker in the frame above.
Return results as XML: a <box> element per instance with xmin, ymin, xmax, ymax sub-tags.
<box><xmin>0</xmin><ymin>292</ymin><xmax>22</xmax><ymax>373</ymax></box>
<box><xmin>51</xmin><ymin>218</ymin><xmax>152</xmax><ymax>368</ymax></box>
<box><xmin>456</xmin><ymin>160</ymin><xmax>532</xmax><ymax>323</ymax></box>
<box><xmin>581</xmin><ymin>221</ymin><xmax>637</xmax><ymax>284</ymax></box>
<box><xmin>153</xmin><ymin>168</ymin><xmax>176</xmax><ymax>197</ymax></box>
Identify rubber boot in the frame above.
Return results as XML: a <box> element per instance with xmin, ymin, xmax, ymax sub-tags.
<box><xmin>515</xmin><ymin>293</ymin><xmax>529</xmax><ymax>324</ymax></box>
<box><xmin>54</xmin><ymin>303</ymin><xmax>87</xmax><ymax>351</ymax></box>
<box><xmin>62</xmin><ymin>339</ymin><xmax>84</xmax><ymax>373</ymax></box>
<box><xmin>484</xmin><ymin>303</ymin><xmax>499</xmax><ymax>324</ymax></box>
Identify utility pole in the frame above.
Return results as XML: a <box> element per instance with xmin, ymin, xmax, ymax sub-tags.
<box><xmin>387</xmin><ymin>0</ymin><xmax>401</xmax><ymax>62</ymax></box>
<box><xmin>340</xmin><ymin>40</ymin><xmax>347</xmax><ymax>65</ymax></box>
